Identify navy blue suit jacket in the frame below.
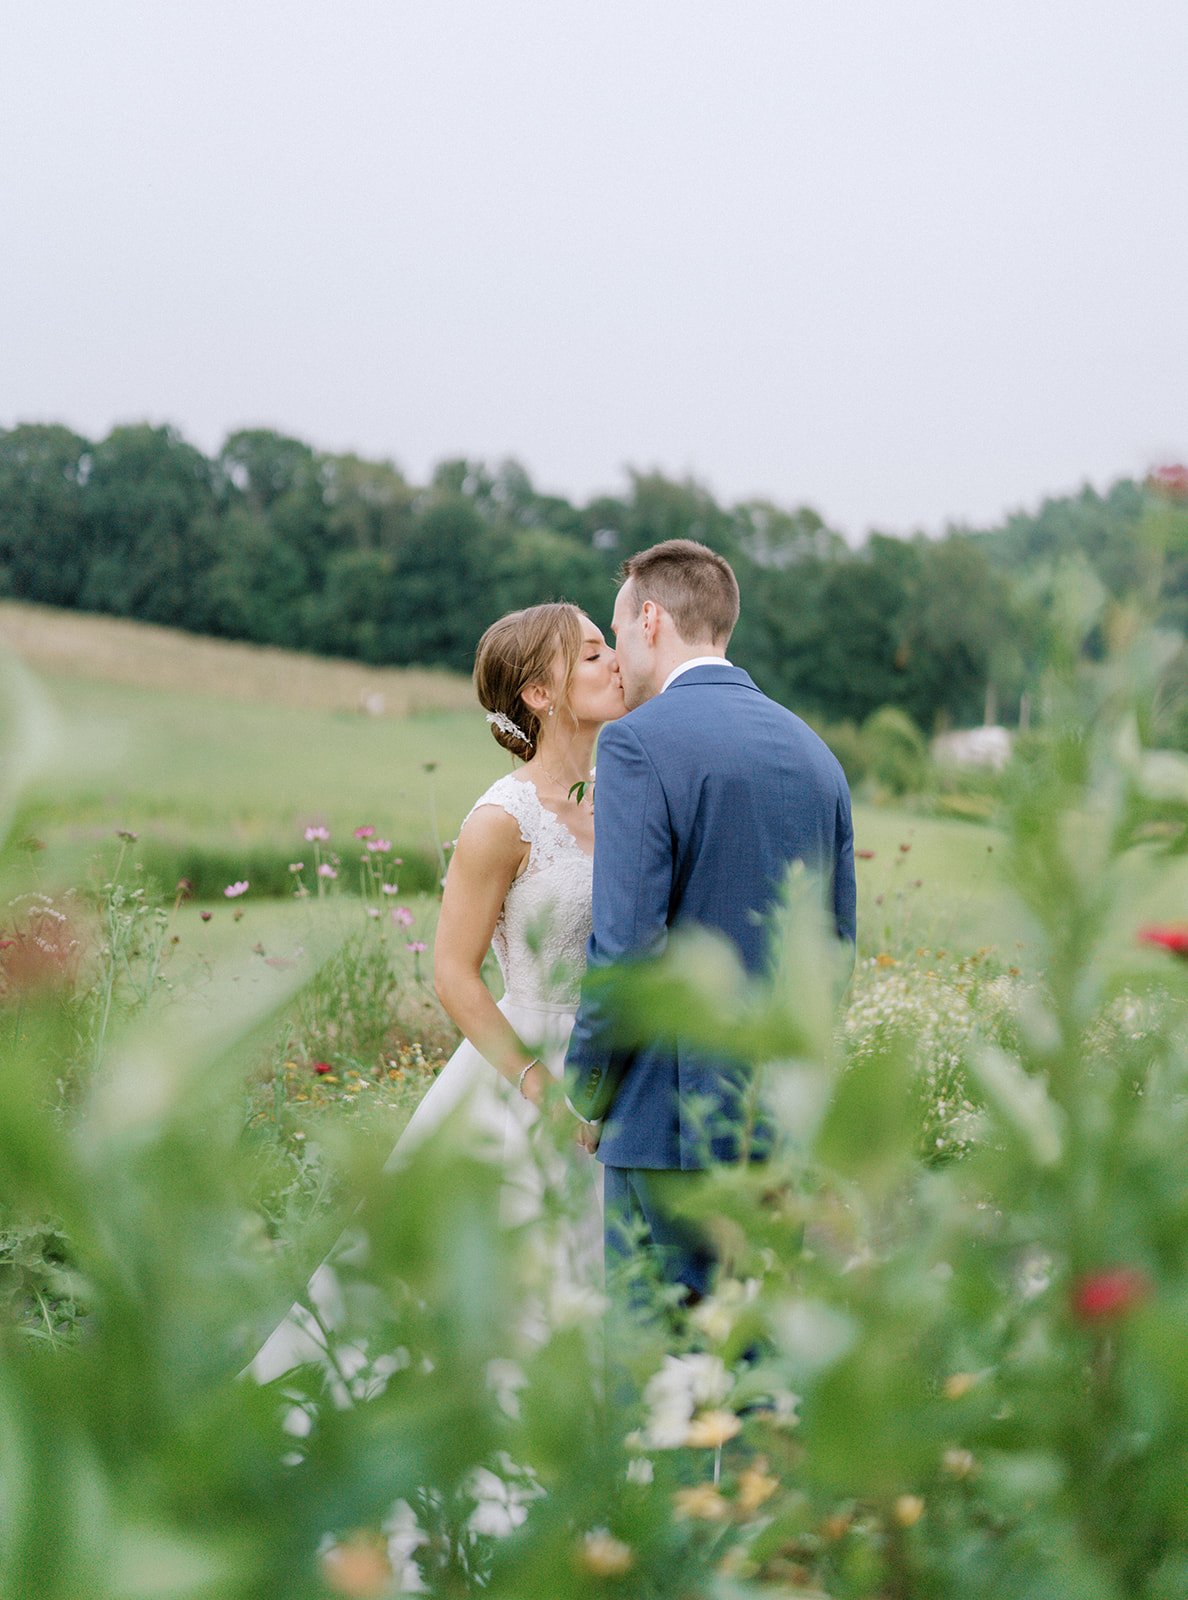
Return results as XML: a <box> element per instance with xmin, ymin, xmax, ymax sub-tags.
<box><xmin>565</xmin><ymin>664</ymin><xmax>856</xmax><ymax>1170</ymax></box>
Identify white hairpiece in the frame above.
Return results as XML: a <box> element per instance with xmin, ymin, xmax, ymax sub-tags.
<box><xmin>486</xmin><ymin>710</ymin><xmax>532</xmax><ymax>745</ymax></box>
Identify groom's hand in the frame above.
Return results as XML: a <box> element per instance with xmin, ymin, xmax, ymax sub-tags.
<box><xmin>575</xmin><ymin>1119</ymin><xmax>601</xmax><ymax>1155</ymax></box>
<box><xmin>524</xmin><ymin>1066</ymin><xmax>600</xmax><ymax>1152</ymax></box>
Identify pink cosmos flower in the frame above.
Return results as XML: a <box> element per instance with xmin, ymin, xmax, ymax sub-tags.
<box><xmin>317</xmin><ymin>864</ymin><xmax>338</xmax><ymax>880</ymax></box>
<box><xmin>304</xmin><ymin>825</ymin><xmax>330</xmax><ymax>843</ymax></box>
<box><xmin>288</xmin><ymin>862</ymin><xmax>304</xmax><ymax>873</ymax></box>
<box><xmin>366</xmin><ymin>839</ymin><xmax>392</xmax><ymax>853</ymax></box>
<box><xmin>354</xmin><ymin>825</ymin><xmax>376</xmax><ymax>839</ymax></box>
<box><xmin>381</xmin><ymin>883</ymin><xmax>399</xmax><ymax>896</ymax></box>
<box><xmin>407</xmin><ymin>940</ymin><xmax>427</xmax><ymax>954</ymax></box>
<box><xmin>392</xmin><ymin>906</ymin><xmax>414</xmax><ymax>927</ymax></box>
<box><xmin>224</xmin><ymin>881</ymin><xmax>250</xmax><ymax>898</ymax></box>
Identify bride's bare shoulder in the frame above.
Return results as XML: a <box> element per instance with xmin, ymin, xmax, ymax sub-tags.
<box><xmin>454</xmin><ymin>782</ymin><xmax>534</xmax><ymax>876</ymax></box>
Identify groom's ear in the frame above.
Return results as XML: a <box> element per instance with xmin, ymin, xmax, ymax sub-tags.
<box><xmin>640</xmin><ymin>599</ymin><xmax>662</xmax><ymax>644</ymax></box>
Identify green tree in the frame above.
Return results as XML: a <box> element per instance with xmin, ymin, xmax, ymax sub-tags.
<box><xmin>218</xmin><ymin>429</ymin><xmax>318</xmax><ymax>515</ymax></box>
<box><xmin>897</xmin><ymin>535</ymin><xmax>1017</xmax><ymax>728</ymax></box>
<box><xmin>783</xmin><ymin>537</ymin><xmax>917</xmax><ymax>724</ymax></box>
<box><xmin>202</xmin><ymin>507</ymin><xmax>308</xmax><ymax>646</ymax></box>
<box><xmin>312</xmin><ymin>548</ymin><xmax>394</xmax><ymax>662</ymax></box>
<box><xmin>79</xmin><ymin>425</ymin><xmax>218</xmax><ymax>627</ymax></box>
<box><xmin>0</xmin><ymin>424</ymin><xmax>91</xmax><ymax>606</ymax></box>
<box><xmin>320</xmin><ymin>452</ymin><xmax>416</xmax><ymax>558</ymax></box>
<box><xmin>382</xmin><ymin>497</ymin><xmax>504</xmax><ymax>671</ymax></box>
<box><xmin>623</xmin><ymin>469</ymin><xmax>739</xmax><ymax>557</ymax></box>
<box><xmin>492</xmin><ymin>527</ymin><xmax>611</xmax><ymax>625</ymax></box>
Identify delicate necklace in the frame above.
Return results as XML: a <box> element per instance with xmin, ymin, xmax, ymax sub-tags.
<box><xmin>535</xmin><ymin>754</ymin><xmax>592</xmax><ymax>800</ymax></box>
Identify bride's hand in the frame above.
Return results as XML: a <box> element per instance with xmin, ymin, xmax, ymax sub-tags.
<box><xmin>518</xmin><ymin>1061</ymin><xmax>550</xmax><ymax>1109</ymax></box>
<box><xmin>575</xmin><ymin>1119</ymin><xmax>601</xmax><ymax>1155</ymax></box>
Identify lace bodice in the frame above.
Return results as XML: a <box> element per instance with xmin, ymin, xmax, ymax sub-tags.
<box><xmin>462</xmin><ymin>774</ymin><xmax>594</xmax><ymax>1007</ymax></box>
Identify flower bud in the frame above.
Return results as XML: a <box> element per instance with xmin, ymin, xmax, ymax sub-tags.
<box><xmin>893</xmin><ymin>1494</ymin><xmax>925</xmax><ymax>1528</ymax></box>
<box><xmin>1071</xmin><ymin>1267</ymin><xmax>1152</xmax><ymax>1323</ymax></box>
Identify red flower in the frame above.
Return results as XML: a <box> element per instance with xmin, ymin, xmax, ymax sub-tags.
<box><xmin>312</xmin><ymin>1061</ymin><xmax>333</xmax><ymax>1075</ymax></box>
<box><xmin>1138</xmin><ymin>924</ymin><xmax>1188</xmax><ymax>957</ymax></box>
<box><xmin>1149</xmin><ymin>464</ymin><xmax>1188</xmax><ymax>500</ymax></box>
<box><xmin>1071</xmin><ymin>1267</ymin><xmax>1152</xmax><ymax>1324</ymax></box>
<box><xmin>856</xmin><ymin>849</ymin><xmax>876</xmax><ymax>860</ymax></box>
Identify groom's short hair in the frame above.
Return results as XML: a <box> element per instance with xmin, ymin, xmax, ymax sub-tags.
<box><xmin>620</xmin><ymin>539</ymin><xmax>740</xmax><ymax>646</ymax></box>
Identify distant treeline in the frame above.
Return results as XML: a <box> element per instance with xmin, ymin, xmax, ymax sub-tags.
<box><xmin>1</xmin><ymin>422</ymin><xmax>1184</xmax><ymax>741</ymax></box>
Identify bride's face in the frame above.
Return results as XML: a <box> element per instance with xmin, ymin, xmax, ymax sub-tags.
<box><xmin>559</xmin><ymin>618</ymin><xmax>625</xmax><ymax>727</ymax></box>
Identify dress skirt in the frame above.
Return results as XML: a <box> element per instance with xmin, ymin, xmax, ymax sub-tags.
<box><xmin>249</xmin><ymin>994</ymin><xmax>602</xmax><ymax>1386</ymax></box>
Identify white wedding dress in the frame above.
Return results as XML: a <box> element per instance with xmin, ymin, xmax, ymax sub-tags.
<box><xmin>250</xmin><ymin>773</ymin><xmax>602</xmax><ymax>1386</ymax></box>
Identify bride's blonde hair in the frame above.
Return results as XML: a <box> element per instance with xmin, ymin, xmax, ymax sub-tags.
<box><xmin>474</xmin><ymin>602</ymin><xmax>585</xmax><ymax>760</ymax></box>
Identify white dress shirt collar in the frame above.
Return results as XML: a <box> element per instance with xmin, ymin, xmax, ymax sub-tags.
<box><xmin>661</xmin><ymin>656</ymin><xmax>732</xmax><ymax>694</ymax></box>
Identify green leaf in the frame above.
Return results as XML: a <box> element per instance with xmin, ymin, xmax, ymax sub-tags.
<box><xmin>815</xmin><ymin>1032</ymin><xmax>917</xmax><ymax>1192</ymax></box>
<box><xmin>966</xmin><ymin>1044</ymin><xmax>1064</xmax><ymax>1167</ymax></box>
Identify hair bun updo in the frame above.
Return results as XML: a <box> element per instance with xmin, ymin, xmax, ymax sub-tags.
<box><xmin>484</xmin><ymin>708</ymin><xmax>536</xmax><ymax>761</ymax></box>
<box><xmin>473</xmin><ymin>602</ymin><xmax>584</xmax><ymax>762</ymax></box>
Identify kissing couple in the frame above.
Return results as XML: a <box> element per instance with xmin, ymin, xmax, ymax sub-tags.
<box><xmin>253</xmin><ymin>538</ymin><xmax>855</xmax><ymax>1381</ymax></box>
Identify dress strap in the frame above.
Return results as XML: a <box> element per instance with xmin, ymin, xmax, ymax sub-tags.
<box><xmin>462</xmin><ymin>774</ymin><xmax>541</xmax><ymax>848</ymax></box>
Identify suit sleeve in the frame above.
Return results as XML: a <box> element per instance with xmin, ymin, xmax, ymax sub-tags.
<box><xmin>833</xmin><ymin>783</ymin><xmax>857</xmax><ymax>947</ymax></box>
<box><xmin>565</xmin><ymin>719</ymin><xmax>674</xmax><ymax>1122</ymax></box>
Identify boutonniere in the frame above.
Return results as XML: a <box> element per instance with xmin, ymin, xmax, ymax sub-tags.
<box><xmin>568</xmin><ymin>768</ymin><xmax>595</xmax><ymax>806</ymax></box>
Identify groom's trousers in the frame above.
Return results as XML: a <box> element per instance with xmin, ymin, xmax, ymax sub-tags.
<box><xmin>602</xmin><ymin>1164</ymin><xmax>716</xmax><ymax>1308</ymax></box>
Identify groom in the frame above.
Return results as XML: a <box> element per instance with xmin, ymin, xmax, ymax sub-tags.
<box><xmin>565</xmin><ymin>538</ymin><xmax>856</xmax><ymax>1301</ymax></box>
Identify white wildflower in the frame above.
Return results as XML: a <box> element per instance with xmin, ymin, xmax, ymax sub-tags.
<box><xmin>486</xmin><ymin>1358</ymin><xmax>527</xmax><ymax>1419</ymax></box>
<box><xmin>640</xmin><ymin>1353</ymin><xmax>731</xmax><ymax>1448</ymax></box>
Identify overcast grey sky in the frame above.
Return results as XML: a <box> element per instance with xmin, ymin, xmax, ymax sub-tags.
<box><xmin>2</xmin><ymin>2</ymin><xmax>1185</xmax><ymax>539</ymax></box>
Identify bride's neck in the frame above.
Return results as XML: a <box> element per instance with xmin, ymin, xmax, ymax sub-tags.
<box><xmin>529</xmin><ymin>727</ymin><xmax>597</xmax><ymax>790</ymax></box>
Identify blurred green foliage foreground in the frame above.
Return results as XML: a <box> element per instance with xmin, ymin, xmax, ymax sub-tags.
<box><xmin>2</xmin><ymin>571</ymin><xmax>1188</xmax><ymax>1598</ymax></box>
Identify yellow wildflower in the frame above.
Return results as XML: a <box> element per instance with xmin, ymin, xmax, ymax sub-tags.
<box><xmin>674</xmin><ymin>1484</ymin><xmax>730</xmax><ymax>1521</ymax></box>
<box><xmin>893</xmin><ymin>1494</ymin><xmax>925</xmax><ymax>1528</ymax></box>
<box><xmin>736</xmin><ymin>1463</ymin><xmax>779</xmax><ymax>1514</ymax></box>
<box><xmin>943</xmin><ymin>1372</ymin><xmax>977</xmax><ymax>1400</ymax></box>
<box><xmin>685</xmin><ymin>1409</ymin><xmax>742</xmax><ymax>1448</ymax></box>
<box><xmin>578</xmin><ymin>1530</ymin><xmax>634</xmax><ymax>1576</ymax></box>
<box><xmin>320</xmin><ymin>1535</ymin><xmax>392</xmax><ymax>1596</ymax></box>
<box><xmin>942</xmin><ymin>1447</ymin><xmax>976</xmax><ymax>1480</ymax></box>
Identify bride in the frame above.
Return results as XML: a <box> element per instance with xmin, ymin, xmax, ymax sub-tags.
<box><xmin>250</xmin><ymin>601</ymin><xmax>625</xmax><ymax>1384</ymax></box>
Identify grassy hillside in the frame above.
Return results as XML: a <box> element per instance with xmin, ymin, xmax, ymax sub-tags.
<box><xmin>0</xmin><ymin>601</ymin><xmax>478</xmax><ymax>717</ymax></box>
<box><xmin>2</xmin><ymin>602</ymin><xmax>504</xmax><ymax>891</ymax></box>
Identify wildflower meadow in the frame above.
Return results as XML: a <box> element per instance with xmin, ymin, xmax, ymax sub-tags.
<box><xmin>3</xmin><ymin>552</ymin><xmax>1188</xmax><ymax>1598</ymax></box>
